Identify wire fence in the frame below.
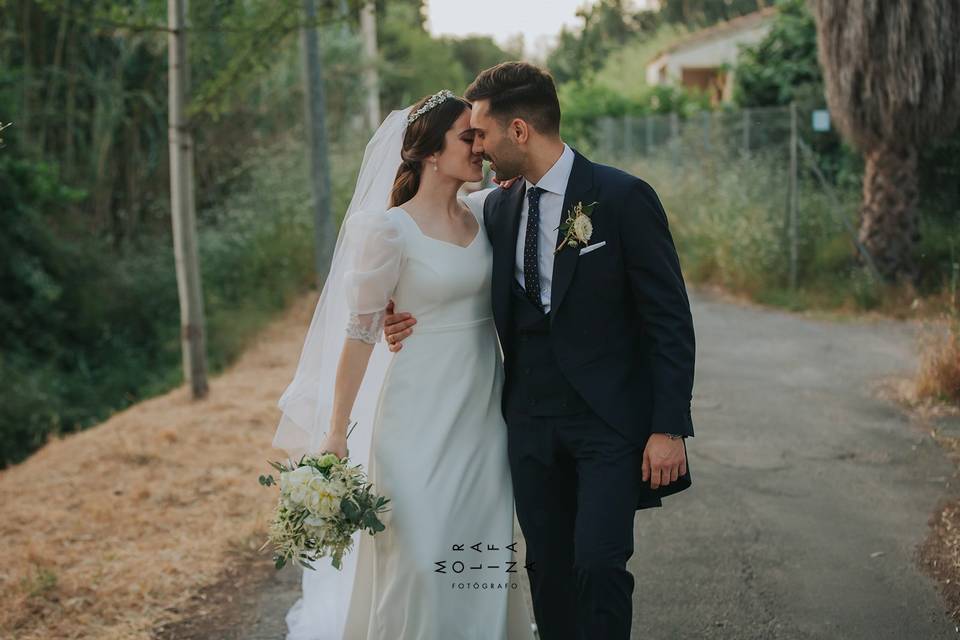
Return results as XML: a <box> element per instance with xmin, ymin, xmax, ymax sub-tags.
<box><xmin>595</xmin><ymin>105</ymin><xmax>802</xmax><ymax>160</ymax></box>
<box><xmin>590</xmin><ymin>104</ymin><xmax>882</xmax><ymax>290</ymax></box>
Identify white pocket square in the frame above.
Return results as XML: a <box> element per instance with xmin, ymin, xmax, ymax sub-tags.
<box><xmin>578</xmin><ymin>241</ymin><xmax>606</xmax><ymax>256</ymax></box>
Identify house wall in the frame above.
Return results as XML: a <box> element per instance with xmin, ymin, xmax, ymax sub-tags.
<box><xmin>645</xmin><ymin>20</ymin><xmax>773</xmax><ymax>98</ymax></box>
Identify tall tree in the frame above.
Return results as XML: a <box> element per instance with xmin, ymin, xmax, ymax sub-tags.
<box><xmin>733</xmin><ymin>0</ymin><xmax>820</xmax><ymax>108</ymax></box>
<box><xmin>810</xmin><ymin>1</ymin><xmax>960</xmax><ymax>284</ymax></box>
<box><xmin>547</xmin><ymin>0</ymin><xmax>658</xmax><ymax>85</ymax></box>
<box><xmin>360</xmin><ymin>0</ymin><xmax>381</xmax><ymax>130</ymax></box>
<box><xmin>659</xmin><ymin>0</ymin><xmax>769</xmax><ymax>28</ymax></box>
<box><xmin>301</xmin><ymin>0</ymin><xmax>335</xmax><ymax>283</ymax></box>
<box><xmin>168</xmin><ymin>0</ymin><xmax>209</xmax><ymax>398</ymax></box>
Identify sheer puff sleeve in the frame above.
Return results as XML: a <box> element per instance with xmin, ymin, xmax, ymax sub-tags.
<box><xmin>341</xmin><ymin>209</ymin><xmax>404</xmax><ymax>344</ymax></box>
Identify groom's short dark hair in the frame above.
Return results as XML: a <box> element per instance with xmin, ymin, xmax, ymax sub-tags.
<box><xmin>465</xmin><ymin>62</ymin><xmax>561</xmax><ymax>135</ymax></box>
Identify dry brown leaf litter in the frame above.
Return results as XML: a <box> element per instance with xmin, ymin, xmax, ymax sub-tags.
<box><xmin>0</xmin><ymin>292</ymin><xmax>320</xmax><ymax>640</ymax></box>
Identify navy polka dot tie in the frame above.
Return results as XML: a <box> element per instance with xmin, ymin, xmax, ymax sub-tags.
<box><xmin>523</xmin><ymin>186</ymin><xmax>545</xmax><ymax>312</ymax></box>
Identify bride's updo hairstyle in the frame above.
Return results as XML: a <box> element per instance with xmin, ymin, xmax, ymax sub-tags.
<box><xmin>390</xmin><ymin>91</ymin><xmax>471</xmax><ymax>207</ymax></box>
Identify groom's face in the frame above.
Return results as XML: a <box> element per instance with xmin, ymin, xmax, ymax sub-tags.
<box><xmin>469</xmin><ymin>99</ymin><xmax>526</xmax><ymax>181</ymax></box>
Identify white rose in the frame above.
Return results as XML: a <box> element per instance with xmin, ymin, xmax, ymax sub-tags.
<box><xmin>298</xmin><ymin>476</ymin><xmax>343</xmax><ymax>518</ymax></box>
<box><xmin>288</xmin><ymin>465</ymin><xmax>316</xmax><ymax>488</ymax></box>
<box><xmin>282</xmin><ymin>466</ymin><xmax>317</xmax><ymax>504</ymax></box>
<box><xmin>318</xmin><ymin>492</ymin><xmax>341</xmax><ymax>518</ymax></box>
<box><xmin>288</xmin><ymin>483</ymin><xmax>309</xmax><ymax>506</ymax></box>
<box><xmin>305</xmin><ymin>489</ymin><xmax>323</xmax><ymax>513</ymax></box>
<box><xmin>573</xmin><ymin>215</ymin><xmax>593</xmax><ymax>242</ymax></box>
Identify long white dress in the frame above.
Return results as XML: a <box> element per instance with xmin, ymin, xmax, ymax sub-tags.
<box><xmin>284</xmin><ymin>192</ymin><xmax>535</xmax><ymax>640</ymax></box>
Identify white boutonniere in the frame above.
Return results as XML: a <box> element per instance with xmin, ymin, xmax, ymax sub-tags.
<box><xmin>555</xmin><ymin>200</ymin><xmax>598</xmax><ymax>254</ymax></box>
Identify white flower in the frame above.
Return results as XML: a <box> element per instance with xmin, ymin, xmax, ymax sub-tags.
<box><xmin>313</xmin><ymin>488</ymin><xmax>341</xmax><ymax>518</ymax></box>
<box><xmin>572</xmin><ymin>215</ymin><xmax>593</xmax><ymax>242</ymax></box>
<box><xmin>305</xmin><ymin>489</ymin><xmax>322</xmax><ymax>512</ymax></box>
<box><xmin>281</xmin><ymin>465</ymin><xmax>318</xmax><ymax>506</ymax></box>
<box><xmin>298</xmin><ymin>475</ymin><xmax>347</xmax><ymax>518</ymax></box>
<box><xmin>261</xmin><ymin>452</ymin><xmax>388</xmax><ymax>572</ymax></box>
<box><xmin>288</xmin><ymin>465</ymin><xmax>317</xmax><ymax>486</ymax></box>
<box><xmin>555</xmin><ymin>201</ymin><xmax>598</xmax><ymax>254</ymax></box>
<box><xmin>287</xmin><ymin>483</ymin><xmax>309</xmax><ymax>507</ymax></box>
<box><xmin>320</xmin><ymin>494</ymin><xmax>341</xmax><ymax>517</ymax></box>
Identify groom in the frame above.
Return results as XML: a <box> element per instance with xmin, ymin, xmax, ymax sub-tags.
<box><xmin>384</xmin><ymin>62</ymin><xmax>695</xmax><ymax>640</ymax></box>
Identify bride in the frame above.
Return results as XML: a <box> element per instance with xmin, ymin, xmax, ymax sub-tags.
<box><xmin>272</xmin><ymin>90</ymin><xmax>535</xmax><ymax>640</ymax></box>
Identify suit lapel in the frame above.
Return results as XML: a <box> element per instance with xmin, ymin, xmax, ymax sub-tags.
<box><xmin>490</xmin><ymin>181</ymin><xmax>525</xmax><ymax>343</ymax></box>
<box><xmin>549</xmin><ymin>150</ymin><xmax>595</xmax><ymax>324</ymax></box>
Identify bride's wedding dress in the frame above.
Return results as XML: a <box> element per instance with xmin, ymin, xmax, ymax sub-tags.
<box><xmin>283</xmin><ymin>190</ymin><xmax>534</xmax><ymax>640</ymax></box>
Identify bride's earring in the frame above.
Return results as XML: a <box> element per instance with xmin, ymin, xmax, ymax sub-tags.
<box><xmin>432</xmin><ymin>159</ymin><xmax>438</xmax><ymax>172</ymax></box>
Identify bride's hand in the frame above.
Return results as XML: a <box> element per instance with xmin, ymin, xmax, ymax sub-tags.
<box><xmin>320</xmin><ymin>430</ymin><xmax>348</xmax><ymax>460</ymax></box>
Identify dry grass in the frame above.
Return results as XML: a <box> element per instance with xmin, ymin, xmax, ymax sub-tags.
<box><xmin>910</xmin><ymin>310</ymin><xmax>960</xmax><ymax>625</ymax></box>
<box><xmin>918</xmin><ymin>498</ymin><xmax>960</xmax><ymax>622</ymax></box>
<box><xmin>916</xmin><ymin>313</ymin><xmax>960</xmax><ymax>405</ymax></box>
<box><xmin>918</xmin><ymin>423</ymin><xmax>960</xmax><ymax>625</ymax></box>
<box><xmin>0</xmin><ymin>292</ymin><xmax>319</xmax><ymax>640</ymax></box>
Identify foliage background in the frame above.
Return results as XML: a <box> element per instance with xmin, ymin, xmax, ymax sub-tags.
<box><xmin>2</xmin><ymin>0</ymin><xmax>958</xmax><ymax>466</ymax></box>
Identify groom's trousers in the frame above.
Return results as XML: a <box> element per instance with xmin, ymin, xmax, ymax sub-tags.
<box><xmin>503</xmin><ymin>277</ymin><xmax>643</xmax><ymax>639</ymax></box>
<box><xmin>504</xmin><ymin>408</ymin><xmax>644</xmax><ymax>640</ymax></box>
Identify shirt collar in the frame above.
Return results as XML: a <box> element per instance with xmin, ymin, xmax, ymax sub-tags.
<box><xmin>524</xmin><ymin>143</ymin><xmax>575</xmax><ymax>197</ymax></box>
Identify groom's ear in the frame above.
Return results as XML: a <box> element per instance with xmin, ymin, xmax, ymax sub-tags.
<box><xmin>508</xmin><ymin>118</ymin><xmax>531</xmax><ymax>145</ymax></box>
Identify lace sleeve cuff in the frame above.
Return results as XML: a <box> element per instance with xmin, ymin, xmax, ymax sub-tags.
<box><xmin>346</xmin><ymin>310</ymin><xmax>385</xmax><ymax>344</ymax></box>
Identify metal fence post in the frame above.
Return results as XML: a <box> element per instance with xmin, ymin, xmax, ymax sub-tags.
<box><xmin>702</xmin><ymin>110</ymin><xmax>710</xmax><ymax>153</ymax></box>
<box><xmin>797</xmin><ymin>138</ymin><xmax>883</xmax><ymax>283</ymax></box>
<box><xmin>742</xmin><ymin>107</ymin><xmax>751</xmax><ymax>154</ymax></box>
<box><xmin>670</xmin><ymin>112</ymin><xmax>679</xmax><ymax>167</ymax></box>
<box><xmin>788</xmin><ymin>101</ymin><xmax>798</xmax><ymax>291</ymax></box>
<box><xmin>601</xmin><ymin>117</ymin><xmax>616</xmax><ymax>160</ymax></box>
<box><xmin>645</xmin><ymin>115</ymin><xmax>653</xmax><ymax>155</ymax></box>
<box><xmin>624</xmin><ymin>114</ymin><xmax>633</xmax><ymax>161</ymax></box>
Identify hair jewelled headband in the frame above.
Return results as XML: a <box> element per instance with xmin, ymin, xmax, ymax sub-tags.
<box><xmin>407</xmin><ymin>89</ymin><xmax>456</xmax><ymax>125</ymax></box>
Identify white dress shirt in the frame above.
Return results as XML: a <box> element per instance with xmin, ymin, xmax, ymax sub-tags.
<box><xmin>514</xmin><ymin>143</ymin><xmax>575</xmax><ymax>314</ymax></box>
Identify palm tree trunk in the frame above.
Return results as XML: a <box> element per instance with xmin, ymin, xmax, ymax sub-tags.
<box><xmin>857</xmin><ymin>144</ymin><xmax>920</xmax><ymax>285</ymax></box>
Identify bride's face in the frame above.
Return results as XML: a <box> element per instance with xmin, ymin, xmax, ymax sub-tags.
<box><xmin>433</xmin><ymin>109</ymin><xmax>484</xmax><ymax>183</ymax></box>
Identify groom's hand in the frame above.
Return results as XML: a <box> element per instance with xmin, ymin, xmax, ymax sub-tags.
<box><xmin>642</xmin><ymin>434</ymin><xmax>687</xmax><ymax>490</ymax></box>
<box><xmin>383</xmin><ymin>300</ymin><xmax>416</xmax><ymax>353</ymax></box>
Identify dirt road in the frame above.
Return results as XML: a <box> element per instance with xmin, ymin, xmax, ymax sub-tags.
<box><xmin>627</xmin><ymin>288</ymin><xmax>957</xmax><ymax>639</ymax></box>
<box><xmin>193</xmin><ymin>291</ymin><xmax>958</xmax><ymax>640</ymax></box>
<box><xmin>156</xmin><ymin>286</ymin><xmax>958</xmax><ymax>640</ymax></box>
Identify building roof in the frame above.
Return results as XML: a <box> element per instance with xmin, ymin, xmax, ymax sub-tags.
<box><xmin>649</xmin><ymin>6</ymin><xmax>778</xmax><ymax>65</ymax></box>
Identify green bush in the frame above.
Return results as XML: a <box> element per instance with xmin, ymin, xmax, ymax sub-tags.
<box><xmin>560</xmin><ymin>83</ymin><xmax>710</xmax><ymax>153</ymax></box>
<box><xmin>0</xmin><ymin>138</ymin><xmax>363</xmax><ymax>469</ymax></box>
<box><xmin>627</xmin><ymin>147</ymin><xmax>882</xmax><ymax>309</ymax></box>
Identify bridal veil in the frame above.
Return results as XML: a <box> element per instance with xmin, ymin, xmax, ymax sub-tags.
<box><xmin>272</xmin><ymin>107</ymin><xmax>411</xmax><ymax>640</ymax></box>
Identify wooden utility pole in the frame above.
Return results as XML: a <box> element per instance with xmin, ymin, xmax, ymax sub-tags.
<box><xmin>301</xmin><ymin>0</ymin><xmax>335</xmax><ymax>283</ymax></box>
<box><xmin>360</xmin><ymin>0</ymin><xmax>381</xmax><ymax>130</ymax></box>
<box><xmin>168</xmin><ymin>0</ymin><xmax>209</xmax><ymax>398</ymax></box>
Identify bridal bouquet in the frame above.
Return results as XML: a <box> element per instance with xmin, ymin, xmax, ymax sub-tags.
<box><xmin>258</xmin><ymin>437</ymin><xmax>390</xmax><ymax>571</ymax></box>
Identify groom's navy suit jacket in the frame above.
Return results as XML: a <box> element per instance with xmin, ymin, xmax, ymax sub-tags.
<box><xmin>482</xmin><ymin>148</ymin><xmax>696</xmax><ymax>509</ymax></box>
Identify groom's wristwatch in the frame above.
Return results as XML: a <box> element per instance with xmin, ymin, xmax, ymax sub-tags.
<box><xmin>663</xmin><ymin>433</ymin><xmax>685</xmax><ymax>440</ymax></box>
